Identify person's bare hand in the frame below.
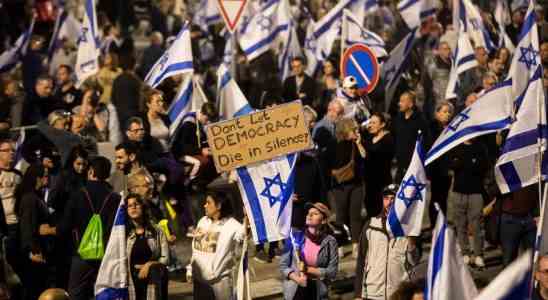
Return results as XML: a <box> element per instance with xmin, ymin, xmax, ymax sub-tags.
<box><xmin>30</xmin><ymin>253</ymin><xmax>46</xmax><ymax>264</ymax></box>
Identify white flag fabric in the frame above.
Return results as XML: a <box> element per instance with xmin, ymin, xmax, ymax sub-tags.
<box><xmin>453</xmin><ymin>0</ymin><xmax>496</xmax><ymax>53</ymax></box>
<box><xmin>235</xmin><ymin>238</ymin><xmax>251</xmax><ymax>300</ymax></box>
<box><xmin>238</xmin><ymin>0</ymin><xmax>291</xmax><ymax>61</ymax></box>
<box><xmin>95</xmin><ymin>199</ymin><xmax>129</xmax><ymax>299</ymax></box>
<box><xmin>494</xmin><ymin>0</ymin><xmax>515</xmax><ymax>53</ymax></box>
<box><xmin>506</xmin><ymin>1</ymin><xmax>540</xmax><ymax>103</ymax></box>
<box><xmin>144</xmin><ymin>23</ymin><xmax>193</xmax><ymax>88</ymax></box>
<box><xmin>13</xmin><ymin>129</ymin><xmax>25</xmax><ymax>171</ymax></box>
<box><xmin>279</xmin><ymin>21</ymin><xmax>303</xmax><ymax>81</ymax></box>
<box><xmin>341</xmin><ymin>9</ymin><xmax>387</xmax><ymax>58</ymax></box>
<box><xmin>495</xmin><ymin>1</ymin><xmax>545</xmax><ymax>194</ymax></box>
<box><xmin>48</xmin><ymin>9</ymin><xmax>81</xmax><ymax>57</ymax></box>
<box><xmin>217</xmin><ymin>64</ymin><xmax>253</xmax><ymax>120</ymax></box>
<box><xmin>475</xmin><ymin>250</ymin><xmax>533</xmax><ymax>300</ymax></box>
<box><xmin>311</xmin><ymin>0</ymin><xmax>353</xmax><ymax>62</ymax></box>
<box><xmin>0</xmin><ymin>19</ymin><xmax>35</xmax><ymax>73</ymax></box>
<box><xmin>425</xmin><ymin>205</ymin><xmax>478</xmax><ymax>300</ymax></box>
<box><xmin>192</xmin><ymin>0</ymin><xmax>222</xmax><ymax>33</ymax></box>
<box><xmin>387</xmin><ymin>135</ymin><xmax>428</xmax><ymax>237</ymax></box>
<box><xmin>237</xmin><ymin>153</ymin><xmax>297</xmax><ymax>243</ymax></box>
<box><xmin>75</xmin><ymin>0</ymin><xmax>100</xmax><ymax>86</ymax></box>
<box><xmin>381</xmin><ymin>28</ymin><xmax>418</xmax><ymax>111</ymax></box>
<box><xmin>425</xmin><ymin>81</ymin><xmax>513</xmax><ymax>165</ymax></box>
<box><xmin>397</xmin><ymin>0</ymin><xmax>437</xmax><ymax>30</ymax></box>
<box><xmin>303</xmin><ymin>21</ymin><xmax>320</xmax><ymax>77</ymax></box>
<box><xmin>168</xmin><ymin>74</ymin><xmax>208</xmax><ymax>137</ymax></box>
<box><xmin>445</xmin><ymin>29</ymin><xmax>478</xmax><ymax>100</ymax></box>
<box><xmin>495</xmin><ymin>66</ymin><xmax>546</xmax><ymax>194</ymax></box>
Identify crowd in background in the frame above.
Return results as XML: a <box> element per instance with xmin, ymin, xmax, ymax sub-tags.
<box><xmin>0</xmin><ymin>0</ymin><xmax>548</xmax><ymax>300</ymax></box>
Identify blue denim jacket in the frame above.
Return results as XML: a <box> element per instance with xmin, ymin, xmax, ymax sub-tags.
<box><xmin>279</xmin><ymin>234</ymin><xmax>338</xmax><ymax>300</ymax></box>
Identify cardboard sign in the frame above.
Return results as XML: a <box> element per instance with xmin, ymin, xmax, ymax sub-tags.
<box><xmin>206</xmin><ymin>102</ymin><xmax>312</xmax><ymax>172</ymax></box>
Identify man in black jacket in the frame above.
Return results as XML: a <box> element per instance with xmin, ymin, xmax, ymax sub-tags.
<box><xmin>392</xmin><ymin>91</ymin><xmax>429</xmax><ymax>182</ymax></box>
<box><xmin>282</xmin><ymin>57</ymin><xmax>316</xmax><ymax>107</ymax></box>
<box><xmin>59</xmin><ymin>156</ymin><xmax>121</xmax><ymax>300</ymax></box>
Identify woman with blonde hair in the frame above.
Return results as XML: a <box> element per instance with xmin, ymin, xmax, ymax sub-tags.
<box><xmin>328</xmin><ymin>118</ymin><xmax>366</xmax><ymax>258</ymax></box>
<box><xmin>96</xmin><ymin>52</ymin><xmax>122</xmax><ymax>104</ymax></box>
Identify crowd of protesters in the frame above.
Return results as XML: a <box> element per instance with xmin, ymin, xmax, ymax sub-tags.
<box><xmin>0</xmin><ymin>0</ymin><xmax>547</xmax><ymax>300</ymax></box>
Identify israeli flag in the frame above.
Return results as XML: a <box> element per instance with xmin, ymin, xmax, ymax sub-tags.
<box><xmin>425</xmin><ymin>81</ymin><xmax>513</xmax><ymax>165</ymax></box>
<box><xmin>475</xmin><ymin>250</ymin><xmax>532</xmax><ymax>300</ymax></box>
<box><xmin>341</xmin><ymin>9</ymin><xmax>387</xmax><ymax>58</ymax></box>
<box><xmin>303</xmin><ymin>21</ymin><xmax>320</xmax><ymax>77</ymax></box>
<box><xmin>0</xmin><ymin>18</ymin><xmax>35</xmax><ymax>73</ymax></box>
<box><xmin>397</xmin><ymin>0</ymin><xmax>437</xmax><ymax>30</ymax></box>
<box><xmin>192</xmin><ymin>0</ymin><xmax>222</xmax><ymax>34</ymax></box>
<box><xmin>95</xmin><ymin>199</ymin><xmax>129</xmax><ymax>299</ymax></box>
<box><xmin>217</xmin><ymin>64</ymin><xmax>253</xmax><ymax>120</ymax></box>
<box><xmin>445</xmin><ymin>28</ymin><xmax>478</xmax><ymax>100</ymax></box>
<box><xmin>48</xmin><ymin>9</ymin><xmax>81</xmax><ymax>58</ymax></box>
<box><xmin>222</xmin><ymin>33</ymin><xmax>234</xmax><ymax>68</ymax></box>
<box><xmin>75</xmin><ymin>0</ymin><xmax>100</xmax><ymax>86</ymax></box>
<box><xmin>425</xmin><ymin>205</ymin><xmax>478</xmax><ymax>300</ymax></box>
<box><xmin>144</xmin><ymin>23</ymin><xmax>193</xmax><ymax>88</ymax></box>
<box><xmin>495</xmin><ymin>66</ymin><xmax>546</xmax><ymax>194</ymax></box>
<box><xmin>454</xmin><ymin>0</ymin><xmax>496</xmax><ymax>53</ymax></box>
<box><xmin>311</xmin><ymin>0</ymin><xmax>353</xmax><ymax>62</ymax></box>
<box><xmin>237</xmin><ymin>153</ymin><xmax>297</xmax><ymax>243</ymax></box>
<box><xmin>387</xmin><ymin>134</ymin><xmax>428</xmax><ymax>237</ymax></box>
<box><xmin>381</xmin><ymin>28</ymin><xmax>418</xmax><ymax>111</ymax></box>
<box><xmin>168</xmin><ymin>74</ymin><xmax>208</xmax><ymax>137</ymax></box>
<box><xmin>494</xmin><ymin>0</ymin><xmax>515</xmax><ymax>53</ymax></box>
<box><xmin>238</xmin><ymin>0</ymin><xmax>291</xmax><ymax>61</ymax></box>
<box><xmin>279</xmin><ymin>21</ymin><xmax>303</xmax><ymax>81</ymax></box>
<box><xmin>506</xmin><ymin>1</ymin><xmax>540</xmax><ymax>103</ymax></box>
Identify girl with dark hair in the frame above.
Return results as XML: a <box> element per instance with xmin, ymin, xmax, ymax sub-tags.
<box><xmin>191</xmin><ymin>192</ymin><xmax>247</xmax><ymax>300</ymax></box>
<box><xmin>142</xmin><ymin>89</ymin><xmax>171</xmax><ymax>154</ymax></box>
<box><xmin>125</xmin><ymin>194</ymin><xmax>169</xmax><ymax>300</ymax></box>
<box><xmin>17</xmin><ymin>164</ymin><xmax>55</xmax><ymax>300</ymax></box>
<box><xmin>363</xmin><ymin>112</ymin><xmax>395</xmax><ymax>218</ymax></box>
<box><xmin>280</xmin><ymin>202</ymin><xmax>338</xmax><ymax>300</ymax></box>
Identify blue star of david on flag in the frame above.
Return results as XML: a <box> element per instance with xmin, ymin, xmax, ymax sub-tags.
<box><xmin>518</xmin><ymin>44</ymin><xmax>539</xmax><ymax>70</ymax></box>
<box><xmin>260</xmin><ymin>173</ymin><xmax>289</xmax><ymax>207</ymax></box>
<box><xmin>447</xmin><ymin>107</ymin><xmax>471</xmax><ymax>132</ymax></box>
<box><xmin>398</xmin><ymin>175</ymin><xmax>426</xmax><ymax>207</ymax></box>
<box><xmin>158</xmin><ymin>54</ymin><xmax>169</xmax><ymax>71</ymax></box>
<box><xmin>257</xmin><ymin>15</ymin><xmax>273</xmax><ymax>31</ymax></box>
<box><xmin>78</xmin><ymin>27</ymin><xmax>89</xmax><ymax>43</ymax></box>
<box><xmin>305</xmin><ymin>37</ymin><xmax>317</xmax><ymax>52</ymax></box>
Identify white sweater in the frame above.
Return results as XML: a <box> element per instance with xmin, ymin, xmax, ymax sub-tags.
<box><xmin>191</xmin><ymin>216</ymin><xmax>245</xmax><ymax>282</ymax></box>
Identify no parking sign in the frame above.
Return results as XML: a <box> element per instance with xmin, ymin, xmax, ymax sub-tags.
<box><xmin>340</xmin><ymin>44</ymin><xmax>380</xmax><ymax>95</ymax></box>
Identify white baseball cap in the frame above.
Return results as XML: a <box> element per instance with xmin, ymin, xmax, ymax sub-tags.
<box><xmin>342</xmin><ymin>76</ymin><xmax>358</xmax><ymax>88</ymax></box>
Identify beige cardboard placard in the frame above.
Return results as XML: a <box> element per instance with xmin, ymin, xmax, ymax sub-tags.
<box><xmin>206</xmin><ymin>102</ymin><xmax>312</xmax><ymax>172</ymax></box>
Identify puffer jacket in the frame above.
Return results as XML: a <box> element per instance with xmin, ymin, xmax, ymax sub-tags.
<box><xmin>354</xmin><ymin>217</ymin><xmax>420</xmax><ymax>300</ymax></box>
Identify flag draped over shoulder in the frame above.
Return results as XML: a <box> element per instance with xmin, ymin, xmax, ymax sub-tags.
<box><xmin>75</xmin><ymin>0</ymin><xmax>100</xmax><ymax>86</ymax></box>
<box><xmin>95</xmin><ymin>200</ymin><xmax>129</xmax><ymax>300</ymax></box>
<box><xmin>387</xmin><ymin>134</ymin><xmax>428</xmax><ymax>237</ymax></box>
<box><xmin>475</xmin><ymin>250</ymin><xmax>533</xmax><ymax>300</ymax></box>
<box><xmin>144</xmin><ymin>23</ymin><xmax>193</xmax><ymax>88</ymax></box>
<box><xmin>425</xmin><ymin>205</ymin><xmax>478</xmax><ymax>300</ymax></box>
<box><xmin>0</xmin><ymin>19</ymin><xmax>35</xmax><ymax>73</ymax></box>
<box><xmin>425</xmin><ymin>80</ymin><xmax>513</xmax><ymax>165</ymax></box>
<box><xmin>236</xmin><ymin>154</ymin><xmax>297</xmax><ymax>243</ymax></box>
<box><xmin>341</xmin><ymin>9</ymin><xmax>387</xmax><ymax>58</ymax></box>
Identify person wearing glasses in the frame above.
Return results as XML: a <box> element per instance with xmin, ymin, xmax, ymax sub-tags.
<box><xmin>124</xmin><ymin>194</ymin><xmax>169</xmax><ymax>300</ymax></box>
<box><xmin>354</xmin><ymin>184</ymin><xmax>420</xmax><ymax>300</ymax></box>
<box><xmin>124</xmin><ymin>117</ymin><xmax>163</xmax><ymax>165</ymax></box>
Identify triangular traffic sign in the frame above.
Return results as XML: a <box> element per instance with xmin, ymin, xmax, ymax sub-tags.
<box><xmin>216</xmin><ymin>0</ymin><xmax>248</xmax><ymax>33</ymax></box>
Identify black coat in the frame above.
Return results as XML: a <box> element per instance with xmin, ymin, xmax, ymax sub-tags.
<box><xmin>111</xmin><ymin>71</ymin><xmax>142</xmax><ymax>129</ymax></box>
<box><xmin>282</xmin><ymin>75</ymin><xmax>316</xmax><ymax>107</ymax></box>
<box><xmin>18</xmin><ymin>191</ymin><xmax>50</xmax><ymax>255</ymax></box>
<box><xmin>450</xmin><ymin>141</ymin><xmax>489</xmax><ymax>195</ymax></box>
<box><xmin>392</xmin><ymin>110</ymin><xmax>430</xmax><ymax>171</ymax></box>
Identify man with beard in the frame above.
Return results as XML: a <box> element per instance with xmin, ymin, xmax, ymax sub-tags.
<box><xmin>110</xmin><ymin>141</ymin><xmax>151</xmax><ymax>194</ymax></box>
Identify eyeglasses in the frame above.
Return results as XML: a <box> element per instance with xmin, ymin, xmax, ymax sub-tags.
<box><xmin>129</xmin><ymin>128</ymin><xmax>145</xmax><ymax>133</ymax></box>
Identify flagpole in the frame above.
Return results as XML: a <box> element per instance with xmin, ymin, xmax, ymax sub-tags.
<box><xmin>531</xmin><ymin>182</ymin><xmax>547</xmax><ymax>296</ymax></box>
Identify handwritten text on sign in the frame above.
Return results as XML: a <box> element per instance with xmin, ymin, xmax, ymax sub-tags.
<box><xmin>206</xmin><ymin>102</ymin><xmax>312</xmax><ymax>172</ymax></box>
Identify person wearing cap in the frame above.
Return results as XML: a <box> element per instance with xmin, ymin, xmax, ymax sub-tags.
<box><xmin>336</xmin><ymin>75</ymin><xmax>372</xmax><ymax>125</ymax></box>
<box><xmin>354</xmin><ymin>184</ymin><xmax>420</xmax><ymax>300</ymax></box>
<box><xmin>282</xmin><ymin>57</ymin><xmax>317</xmax><ymax>107</ymax></box>
<box><xmin>280</xmin><ymin>202</ymin><xmax>338</xmax><ymax>300</ymax></box>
